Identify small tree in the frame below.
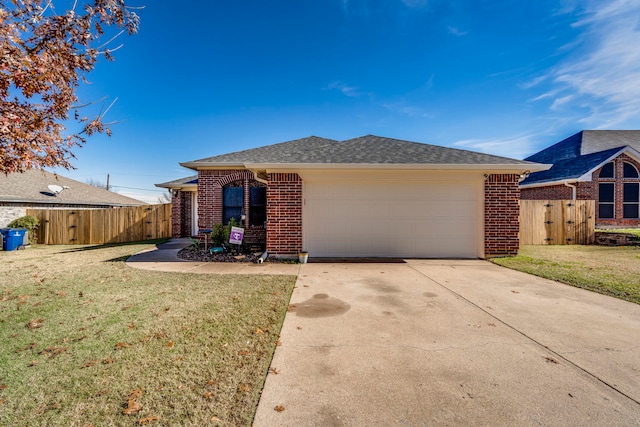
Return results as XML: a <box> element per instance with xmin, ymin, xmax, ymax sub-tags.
<box><xmin>8</xmin><ymin>215</ymin><xmax>39</xmax><ymax>244</ymax></box>
<box><xmin>85</xmin><ymin>178</ymin><xmax>108</xmax><ymax>189</ymax></box>
<box><xmin>0</xmin><ymin>0</ymin><xmax>141</xmax><ymax>174</ymax></box>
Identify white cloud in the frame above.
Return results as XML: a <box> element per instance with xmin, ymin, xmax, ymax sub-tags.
<box><xmin>326</xmin><ymin>81</ymin><xmax>361</xmax><ymax>97</ymax></box>
<box><xmin>382</xmin><ymin>102</ymin><xmax>433</xmax><ymax>118</ymax></box>
<box><xmin>452</xmin><ymin>134</ymin><xmax>542</xmax><ymax>160</ymax></box>
<box><xmin>533</xmin><ymin>0</ymin><xmax>640</xmax><ymax>126</ymax></box>
<box><xmin>447</xmin><ymin>26</ymin><xmax>468</xmax><ymax>37</ymax></box>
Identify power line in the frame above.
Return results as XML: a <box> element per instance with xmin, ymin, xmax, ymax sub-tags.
<box><xmin>111</xmin><ymin>185</ymin><xmax>166</xmax><ymax>193</ymax></box>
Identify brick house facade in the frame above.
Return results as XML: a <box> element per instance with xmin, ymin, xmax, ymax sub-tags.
<box><xmin>521</xmin><ymin>153</ymin><xmax>640</xmax><ymax>227</ymax></box>
<box><xmin>160</xmin><ymin>135</ymin><xmax>543</xmax><ymax>258</ymax></box>
<box><xmin>169</xmin><ymin>171</ymin><xmax>522</xmax><ymax>257</ymax></box>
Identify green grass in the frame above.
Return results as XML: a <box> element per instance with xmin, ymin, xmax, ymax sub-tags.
<box><xmin>0</xmin><ymin>242</ymin><xmax>297</xmax><ymax>426</ymax></box>
<box><xmin>491</xmin><ymin>245</ymin><xmax>640</xmax><ymax>304</ymax></box>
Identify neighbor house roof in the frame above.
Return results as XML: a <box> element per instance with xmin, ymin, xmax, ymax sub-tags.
<box><xmin>521</xmin><ymin>131</ymin><xmax>640</xmax><ymax>187</ymax></box>
<box><xmin>0</xmin><ymin>169</ymin><xmax>147</xmax><ymax>206</ymax></box>
<box><xmin>180</xmin><ymin>135</ymin><xmax>547</xmax><ymax>171</ymax></box>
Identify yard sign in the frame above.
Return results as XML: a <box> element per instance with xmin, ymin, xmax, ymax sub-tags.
<box><xmin>229</xmin><ymin>226</ymin><xmax>244</xmax><ymax>245</ymax></box>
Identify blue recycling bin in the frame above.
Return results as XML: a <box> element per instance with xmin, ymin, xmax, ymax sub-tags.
<box><xmin>0</xmin><ymin>228</ymin><xmax>27</xmax><ymax>251</ymax></box>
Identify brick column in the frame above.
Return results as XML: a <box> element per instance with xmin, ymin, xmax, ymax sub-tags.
<box><xmin>266</xmin><ymin>173</ymin><xmax>302</xmax><ymax>256</ymax></box>
<box><xmin>485</xmin><ymin>174</ymin><xmax>520</xmax><ymax>257</ymax></box>
<box><xmin>171</xmin><ymin>190</ymin><xmax>184</xmax><ymax>238</ymax></box>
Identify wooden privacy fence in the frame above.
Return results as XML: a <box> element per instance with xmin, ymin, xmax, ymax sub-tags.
<box><xmin>519</xmin><ymin>200</ymin><xmax>595</xmax><ymax>245</ymax></box>
<box><xmin>27</xmin><ymin>204</ymin><xmax>172</xmax><ymax>245</ymax></box>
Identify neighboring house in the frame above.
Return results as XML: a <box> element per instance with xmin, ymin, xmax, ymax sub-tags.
<box><xmin>157</xmin><ymin>135</ymin><xmax>548</xmax><ymax>259</ymax></box>
<box><xmin>0</xmin><ymin>169</ymin><xmax>147</xmax><ymax>227</ymax></box>
<box><xmin>520</xmin><ymin>130</ymin><xmax>640</xmax><ymax>228</ymax></box>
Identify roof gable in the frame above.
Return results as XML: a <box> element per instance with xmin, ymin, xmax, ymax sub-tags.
<box><xmin>521</xmin><ymin>147</ymin><xmax>625</xmax><ymax>185</ymax></box>
<box><xmin>182</xmin><ymin>135</ymin><xmax>540</xmax><ymax>168</ymax></box>
<box><xmin>524</xmin><ymin>131</ymin><xmax>583</xmax><ymax>163</ymax></box>
<box><xmin>0</xmin><ymin>170</ymin><xmax>147</xmax><ymax>206</ymax></box>
<box><xmin>522</xmin><ymin>130</ymin><xmax>640</xmax><ymax>186</ymax></box>
<box><xmin>581</xmin><ymin>130</ymin><xmax>640</xmax><ymax>155</ymax></box>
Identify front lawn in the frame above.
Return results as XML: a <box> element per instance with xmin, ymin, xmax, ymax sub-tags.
<box><xmin>0</xmin><ymin>242</ymin><xmax>296</xmax><ymax>426</ymax></box>
<box><xmin>491</xmin><ymin>245</ymin><xmax>640</xmax><ymax>304</ymax></box>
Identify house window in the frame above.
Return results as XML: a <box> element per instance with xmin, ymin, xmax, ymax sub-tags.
<box><xmin>223</xmin><ymin>186</ymin><xmax>244</xmax><ymax>224</ymax></box>
<box><xmin>249</xmin><ymin>187</ymin><xmax>267</xmax><ymax>226</ymax></box>
<box><xmin>623</xmin><ymin>162</ymin><xmax>639</xmax><ymax>178</ymax></box>
<box><xmin>599</xmin><ymin>183</ymin><xmax>614</xmax><ymax>219</ymax></box>
<box><xmin>599</xmin><ymin>162</ymin><xmax>615</xmax><ymax>178</ymax></box>
<box><xmin>623</xmin><ymin>183</ymin><xmax>639</xmax><ymax>218</ymax></box>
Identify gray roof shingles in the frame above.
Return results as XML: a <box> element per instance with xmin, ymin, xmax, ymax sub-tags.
<box><xmin>184</xmin><ymin>135</ymin><xmax>538</xmax><ymax>166</ymax></box>
<box><xmin>0</xmin><ymin>169</ymin><xmax>147</xmax><ymax>206</ymax></box>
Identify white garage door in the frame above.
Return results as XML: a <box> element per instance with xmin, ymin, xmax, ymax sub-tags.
<box><xmin>303</xmin><ymin>180</ymin><xmax>482</xmax><ymax>258</ymax></box>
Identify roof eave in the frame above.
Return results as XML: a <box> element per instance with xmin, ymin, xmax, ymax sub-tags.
<box><xmin>179</xmin><ymin>161</ymin><xmax>245</xmax><ymax>170</ymax></box>
<box><xmin>246</xmin><ymin>162</ymin><xmax>551</xmax><ymax>172</ymax></box>
<box><xmin>155</xmin><ymin>183</ymin><xmax>197</xmax><ymax>190</ymax></box>
<box><xmin>0</xmin><ymin>198</ymin><xmax>142</xmax><ymax>207</ymax></box>
<box><xmin>520</xmin><ymin>178</ymin><xmax>582</xmax><ymax>189</ymax></box>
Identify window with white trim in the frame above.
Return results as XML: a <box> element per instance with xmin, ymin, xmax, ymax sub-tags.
<box><xmin>598</xmin><ymin>183</ymin><xmax>614</xmax><ymax>219</ymax></box>
<box><xmin>599</xmin><ymin>162</ymin><xmax>614</xmax><ymax>178</ymax></box>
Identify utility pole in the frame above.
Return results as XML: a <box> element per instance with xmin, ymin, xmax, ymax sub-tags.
<box><xmin>106</xmin><ymin>174</ymin><xmax>110</xmax><ymax>191</ymax></box>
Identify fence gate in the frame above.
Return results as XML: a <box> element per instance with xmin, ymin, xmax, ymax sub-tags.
<box><xmin>519</xmin><ymin>200</ymin><xmax>595</xmax><ymax>245</ymax></box>
<box><xmin>26</xmin><ymin>204</ymin><xmax>172</xmax><ymax>245</ymax></box>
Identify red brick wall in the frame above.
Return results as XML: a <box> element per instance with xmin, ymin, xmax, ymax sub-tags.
<box><xmin>520</xmin><ymin>183</ymin><xmax>592</xmax><ymax>200</ymax></box>
<box><xmin>485</xmin><ymin>174</ymin><xmax>520</xmax><ymax>257</ymax></box>
<box><xmin>171</xmin><ymin>190</ymin><xmax>184</xmax><ymax>238</ymax></box>
<box><xmin>266</xmin><ymin>173</ymin><xmax>302</xmax><ymax>256</ymax></box>
<box><xmin>520</xmin><ymin>184</ymin><xmax>571</xmax><ymax>200</ymax></box>
<box><xmin>171</xmin><ymin>190</ymin><xmax>194</xmax><ymax>237</ymax></box>
<box><xmin>197</xmin><ymin>170</ymin><xmax>254</xmax><ymax>231</ymax></box>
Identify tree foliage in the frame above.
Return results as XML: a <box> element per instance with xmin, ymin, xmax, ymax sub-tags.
<box><xmin>0</xmin><ymin>0</ymin><xmax>140</xmax><ymax>174</ymax></box>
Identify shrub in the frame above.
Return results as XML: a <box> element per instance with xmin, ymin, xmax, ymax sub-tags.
<box><xmin>210</xmin><ymin>218</ymin><xmax>242</xmax><ymax>248</ymax></box>
<box><xmin>7</xmin><ymin>215</ymin><xmax>39</xmax><ymax>244</ymax></box>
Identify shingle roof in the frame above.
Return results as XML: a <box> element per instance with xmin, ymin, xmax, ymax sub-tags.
<box><xmin>581</xmin><ymin>130</ymin><xmax>640</xmax><ymax>155</ymax></box>
<box><xmin>521</xmin><ymin>147</ymin><xmax>624</xmax><ymax>185</ymax></box>
<box><xmin>522</xmin><ymin>130</ymin><xmax>640</xmax><ymax>186</ymax></box>
<box><xmin>0</xmin><ymin>169</ymin><xmax>147</xmax><ymax>206</ymax></box>
<box><xmin>155</xmin><ymin>175</ymin><xmax>198</xmax><ymax>189</ymax></box>
<box><xmin>183</xmin><ymin>135</ymin><xmax>538</xmax><ymax>167</ymax></box>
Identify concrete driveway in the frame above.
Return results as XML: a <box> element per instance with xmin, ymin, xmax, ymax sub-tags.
<box><xmin>253</xmin><ymin>260</ymin><xmax>640</xmax><ymax>426</ymax></box>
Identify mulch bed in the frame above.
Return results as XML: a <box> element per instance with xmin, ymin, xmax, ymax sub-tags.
<box><xmin>177</xmin><ymin>245</ymin><xmax>265</xmax><ymax>263</ymax></box>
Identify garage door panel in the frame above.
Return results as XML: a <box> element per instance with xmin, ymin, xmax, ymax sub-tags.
<box><xmin>304</xmin><ymin>180</ymin><xmax>481</xmax><ymax>258</ymax></box>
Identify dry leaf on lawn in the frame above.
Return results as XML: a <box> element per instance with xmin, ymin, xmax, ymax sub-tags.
<box><xmin>26</xmin><ymin>319</ymin><xmax>44</xmax><ymax>329</ymax></box>
<box><xmin>138</xmin><ymin>415</ymin><xmax>159</xmax><ymax>424</ymax></box>
<box><xmin>122</xmin><ymin>389</ymin><xmax>143</xmax><ymax>415</ymax></box>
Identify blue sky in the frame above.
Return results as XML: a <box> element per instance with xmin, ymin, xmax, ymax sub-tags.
<box><xmin>51</xmin><ymin>0</ymin><xmax>640</xmax><ymax>203</ymax></box>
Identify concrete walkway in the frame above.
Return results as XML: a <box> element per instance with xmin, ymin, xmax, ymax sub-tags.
<box><xmin>127</xmin><ymin>241</ymin><xmax>640</xmax><ymax>425</ymax></box>
<box><xmin>126</xmin><ymin>238</ymin><xmax>300</xmax><ymax>275</ymax></box>
<box><xmin>253</xmin><ymin>260</ymin><xmax>640</xmax><ymax>426</ymax></box>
